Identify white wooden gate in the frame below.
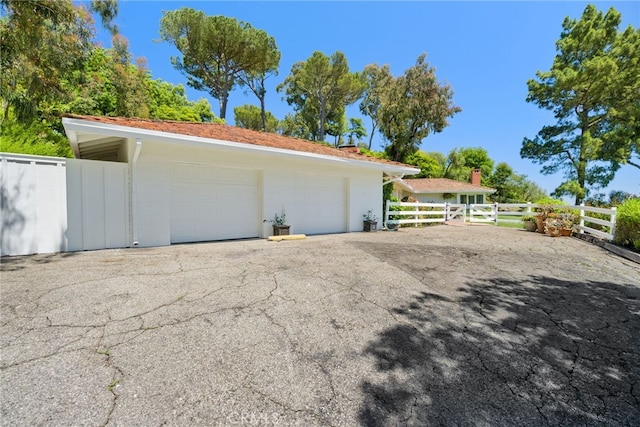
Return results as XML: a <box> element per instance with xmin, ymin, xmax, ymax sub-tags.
<box><xmin>66</xmin><ymin>159</ymin><xmax>130</xmax><ymax>251</ymax></box>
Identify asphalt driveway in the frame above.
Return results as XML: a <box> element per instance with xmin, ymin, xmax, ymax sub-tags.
<box><xmin>1</xmin><ymin>226</ymin><xmax>639</xmax><ymax>426</ymax></box>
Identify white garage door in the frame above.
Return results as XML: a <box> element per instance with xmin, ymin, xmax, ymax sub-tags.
<box><xmin>294</xmin><ymin>174</ymin><xmax>347</xmax><ymax>235</ymax></box>
<box><xmin>170</xmin><ymin>164</ymin><xmax>260</xmax><ymax>243</ymax></box>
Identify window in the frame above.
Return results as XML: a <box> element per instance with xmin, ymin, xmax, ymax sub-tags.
<box><xmin>460</xmin><ymin>194</ymin><xmax>484</xmax><ymax>205</ymax></box>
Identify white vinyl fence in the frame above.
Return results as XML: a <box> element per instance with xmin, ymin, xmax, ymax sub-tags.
<box><xmin>385</xmin><ymin>201</ymin><xmax>618</xmax><ymax>241</ymax></box>
<box><xmin>385</xmin><ymin>201</ymin><xmax>466</xmax><ymax>226</ymax></box>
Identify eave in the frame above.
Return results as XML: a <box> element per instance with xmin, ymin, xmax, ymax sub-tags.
<box><xmin>62</xmin><ymin>118</ymin><xmax>419</xmax><ymax>176</ymax></box>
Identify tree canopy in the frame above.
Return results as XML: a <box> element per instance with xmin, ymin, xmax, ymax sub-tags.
<box><xmin>368</xmin><ymin>54</ymin><xmax>460</xmax><ymax>163</ymax></box>
<box><xmin>277</xmin><ymin>51</ymin><xmax>365</xmax><ymax>143</ymax></box>
<box><xmin>1</xmin><ymin>1</ymin><xmax>219</xmax><ymax>157</ymax></box>
<box><xmin>234</xmin><ymin>104</ymin><xmax>278</xmax><ymax>133</ymax></box>
<box><xmin>159</xmin><ymin>8</ymin><xmax>278</xmax><ymax>120</ymax></box>
<box><xmin>360</xmin><ymin>64</ymin><xmax>393</xmax><ymax>150</ymax></box>
<box><xmin>521</xmin><ymin>5</ymin><xmax>640</xmax><ymax>204</ymax></box>
<box><xmin>443</xmin><ymin>147</ymin><xmax>494</xmax><ymax>184</ymax></box>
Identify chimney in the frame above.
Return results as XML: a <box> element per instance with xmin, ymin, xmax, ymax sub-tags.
<box><xmin>338</xmin><ymin>144</ymin><xmax>360</xmax><ymax>154</ymax></box>
<box><xmin>471</xmin><ymin>168</ymin><xmax>481</xmax><ymax>186</ymax></box>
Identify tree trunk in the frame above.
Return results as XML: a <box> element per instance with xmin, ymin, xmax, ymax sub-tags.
<box><xmin>219</xmin><ymin>94</ymin><xmax>228</xmax><ymax>120</ymax></box>
<box><xmin>576</xmin><ymin>122</ymin><xmax>588</xmax><ymax>205</ymax></box>
<box><xmin>260</xmin><ymin>96</ymin><xmax>267</xmax><ymax>132</ymax></box>
<box><xmin>318</xmin><ymin>99</ymin><xmax>327</xmax><ymax>142</ymax></box>
<box><xmin>368</xmin><ymin>121</ymin><xmax>377</xmax><ymax>150</ymax></box>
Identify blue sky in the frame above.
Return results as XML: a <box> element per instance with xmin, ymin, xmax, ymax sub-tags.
<box><xmin>94</xmin><ymin>1</ymin><xmax>639</xmax><ymax>199</ymax></box>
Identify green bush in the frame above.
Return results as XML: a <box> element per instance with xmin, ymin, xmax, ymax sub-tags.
<box><xmin>534</xmin><ymin>197</ymin><xmax>564</xmax><ymax>206</ymax></box>
<box><xmin>385</xmin><ymin>195</ymin><xmax>403</xmax><ymax>221</ymax></box>
<box><xmin>614</xmin><ymin>198</ymin><xmax>640</xmax><ymax>251</ymax></box>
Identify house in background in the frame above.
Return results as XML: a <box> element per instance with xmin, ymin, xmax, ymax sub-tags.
<box><xmin>0</xmin><ymin>115</ymin><xmax>419</xmax><ymax>256</ymax></box>
<box><xmin>393</xmin><ymin>169</ymin><xmax>496</xmax><ymax>205</ymax></box>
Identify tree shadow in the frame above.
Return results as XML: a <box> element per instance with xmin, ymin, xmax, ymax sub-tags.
<box><xmin>0</xmin><ymin>251</ymin><xmax>77</xmax><ymax>271</ymax></box>
<box><xmin>1</xmin><ymin>168</ymin><xmax>27</xmax><ymax>256</ymax></box>
<box><xmin>359</xmin><ymin>275</ymin><xmax>640</xmax><ymax>425</ymax></box>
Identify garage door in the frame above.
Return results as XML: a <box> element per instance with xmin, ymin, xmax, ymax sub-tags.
<box><xmin>170</xmin><ymin>164</ymin><xmax>260</xmax><ymax>243</ymax></box>
<box><xmin>294</xmin><ymin>174</ymin><xmax>347</xmax><ymax>235</ymax></box>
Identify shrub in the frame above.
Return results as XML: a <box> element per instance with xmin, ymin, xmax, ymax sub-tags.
<box><xmin>385</xmin><ymin>195</ymin><xmax>403</xmax><ymax>221</ymax></box>
<box><xmin>614</xmin><ymin>198</ymin><xmax>640</xmax><ymax>251</ymax></box>
<box><xmin>534</xmin><ymin>197</ymin><xmax>564</xmax><ymax>206</ymax></box>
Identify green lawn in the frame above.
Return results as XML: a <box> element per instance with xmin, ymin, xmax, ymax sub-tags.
<box><xmin>496</xmin><ymin>215</ymin><xmax>526</xmax><ymax>229</ymax></box>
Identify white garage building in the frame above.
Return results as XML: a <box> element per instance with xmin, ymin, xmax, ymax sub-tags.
<box><xmin>58</xmin><ymin>115</ymin><xmax>417</xmax><ymax>249</ymax></box>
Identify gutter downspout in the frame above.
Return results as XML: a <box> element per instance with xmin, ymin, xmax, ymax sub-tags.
<box><xmin>130</xmin><ymin>139</ymin><xmax>142</xmax><ymax>246</ymax></box>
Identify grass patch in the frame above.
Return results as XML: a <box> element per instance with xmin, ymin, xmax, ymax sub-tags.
<box><xmin>496</xmin><ymin>215</ymin><xmax>525</xmax><ymax>229</ymax></box>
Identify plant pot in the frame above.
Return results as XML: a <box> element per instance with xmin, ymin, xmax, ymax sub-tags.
<box><xmin>386</xmin><ymin>222</ymin><xmax>399</xmax><ymax>231</ymax></box>
<box><xmin>546</xmin><ymin>227</ymin><xmax>572</xmax><ymax>237</ymax></box>
<box><xmin>524</xmin><ymin>221</ymin><xmax>537</xmax><ymax>232</ymax></box>
<box><xmin>363</xmin><ymin>220</ymin><xmax>378</xmax><ymax>232</ymax></box>
<box><xmin>272</xmin><ymin>225</ymin><xmax>290</xmax><ymax>236</ymax></box>
<box><xmin>536</xmin><ymin>217</ymin><xmax>546</xmax><ymax>233</ymax></box>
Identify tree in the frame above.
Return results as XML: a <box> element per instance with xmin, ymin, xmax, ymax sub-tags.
<box><xmin>0</xmin><ymin>117</ymin><xmax>73</xmax><ymax>157</ymax></box>
<box><xmin>147</xmin><ymin>80</ymin><xmax>217</xmax><ymax>122</ymax></box>
<box><xmin>277</xmin><ymin>51</ymin><xmax>365</xmax><ymax>142</ymax></box>
<box><xmin>443</xmin><ymin>147</ymin><xmax>493</xmax><ymax>183</ymax></box>
<box><xmin>378</xmin><ymin>54</ymin><xmax>461</xmax><ymax>162</ymax></box>
<box><xmin>0</xmin><ymin>0</ymin><xmax>118</xmax><ymax>122</ymax></box>
<box><xmin>347</xmin><ymin>118</ymin><xmax>367</xmax><ymax>145</ymax></box>
<box><xmin>360</xmin><ymin>64</ymin><xmax>393</xmax><ymax>149</ymax></box>
<box><xmin>489</xmin><ymin>162</ymin><xmax>528</xmax><ymax>203</ymax></box>
<box><xmin>60</xmin><ymin>37</ymin><xmax>150</xmax><ymax>120</ymax></box>
<box><xmin>234</xmin><ymin>104</ymin><xmax>278</xmax><ymax>132</ymax></box>
<box><xmin>236</xmin><ymin>29</ymin><xmax>280</xmax><ymax>131</ymax></box>
<box><xmin>405</xmin><ymin>151</ymin><xmax>446</xmax><ymax>178</ymax></box>
<box><xmin>278</xmin><ymin>112</ymin><xmax>312</xmax><ymax>140</ymax></box>
<box><xmin>521</xmin><ymin>5</ymin><xmax>640</xmax><ymax>204</ymax></box>
<box><xmin>325</xmin><ymin>110</ymin><xmax>348</xmax><ymax>146</ymax></box>
<box><xmin>159</xmin><ymin>9</ymin><xmax>274</xmax><ymax>120</ymax></box>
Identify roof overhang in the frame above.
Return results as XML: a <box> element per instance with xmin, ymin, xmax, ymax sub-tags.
<box><xmin>412</xmin><ymin>188</ymin><xmax>497</xmax><ymax>194</ymax></box>
<box><xmin>394</xmin><ymin>178</ymin><xmax>496</xmax><ymax>194</ymax></box>
<box><xmin>63</xmin><ymin>118</ymin><xmax>419</xmax><ymax>176</ymax></box>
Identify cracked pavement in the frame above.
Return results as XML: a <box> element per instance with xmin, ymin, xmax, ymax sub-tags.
<box><xmin>1</xmin><ymin>226</ymin><xmax>639</xmax><ymax>426</ymax></box>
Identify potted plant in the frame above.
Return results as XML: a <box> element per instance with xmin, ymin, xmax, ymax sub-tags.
<box><xmin>545</xmin><ymin>212</ymin><xmax>576</xmax><ymax>237</ymax></box>
<box><xmin>535</xmin><ymin>204</ymin><xmax>556</xmax><ymax>233</ymax></box>
<box><xmin>522</xmin><ymin>214</ymin><xmax>538</xmax><ymax>232</ymax></box>
<box><xmin>264</xmin><ymin>208</ymin><xmax>290</xmax><ymax>236</ymax></box>
<box><xmin>363</xmin><ymin>210</ymin><xmax>378</xmax><ymax>232</ymax></box>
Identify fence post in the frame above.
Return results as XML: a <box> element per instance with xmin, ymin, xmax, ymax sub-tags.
<box><xmin>494</xmin><ymin>203</ymin><xmax>499</xmax><ymax>226</ymax></box>
<box><xmin>445</xmin><ymin>203</ymin><xmax>449</xmax><ymax>223</ymax></box>
<box><xmin>414</xmin><ymin>203</ymin><xmax>419</xmax><ymax>228</ymax></box>
<box><xmin>610</xmin><ymin>206</ymin><xmax>617</xmax><ymax>241</ymax></box>
<box><xmin>385</xmin><ymin>200</ymin><xmax>391</xmax><ymax>227</ymax></box>
<box><xmin>579</xmin><ymin>203</ymin><xmax>585</xmax><ymax>235</ymax></box>
<box><xmin>526</xmin><ymin>202</ymin><xmax>531</xmax><ymax>214</ymax></box>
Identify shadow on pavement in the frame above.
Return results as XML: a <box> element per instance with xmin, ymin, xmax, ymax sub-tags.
<box><xmin>358</xmin><ymin>273</ymin><xmax>640</xmax><ymax>425</ymax></box>
<box><xmin>0</xmin><ymin>251</ymin><xmax>77</xmax><ymax>272</ymax></box>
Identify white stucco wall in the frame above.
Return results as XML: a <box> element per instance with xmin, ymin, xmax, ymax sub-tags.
<box><xmin>132</xmin><ymin>139</ymin><xmax>384</xmax><ymax>246</ymax></box>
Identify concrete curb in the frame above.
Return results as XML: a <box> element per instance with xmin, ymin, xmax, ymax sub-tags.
<box><xmin>572</xmin><ymin>233</ymin><xmax>640</xmax><ymax>264</ymax></box>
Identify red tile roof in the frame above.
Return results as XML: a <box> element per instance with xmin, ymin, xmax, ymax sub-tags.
<box><xmin>63</xmin><ymin>114</ymin><xmax>414</xmax><ymax>169</ymax></box>
<box><xmin>403</xmin><ymin>178</ymin><xmax>495</xmax><ymax>193</ymax></box>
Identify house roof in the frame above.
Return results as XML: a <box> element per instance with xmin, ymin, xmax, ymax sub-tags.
<box><xmin>399</xmin><ymin>178</ymin><xmax>496</xmax><ymax>194</ymax></box>
<box><xmin>62</xmin><ymin>114</ymin><xmax>418</xmax><ymax>175</ymax></box>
